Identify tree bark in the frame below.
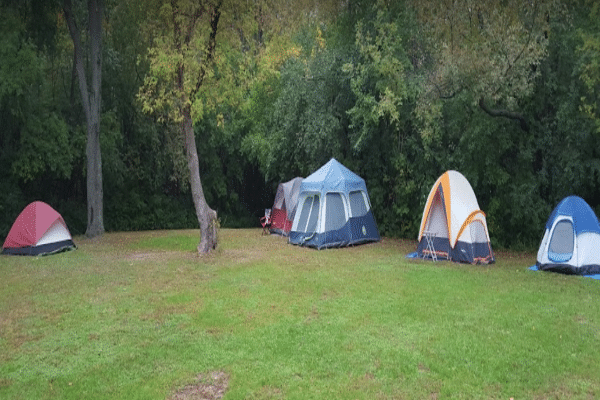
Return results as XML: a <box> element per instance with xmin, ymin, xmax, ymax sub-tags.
<box><xmin>63</xmin><ymin>0</ymin><xmax>104</xmax><ymax>237</ymax></box>
<box><xmin>182</xmin><ymin>106</ymin><xmax>218</xmax><ymax>254</ymax></box>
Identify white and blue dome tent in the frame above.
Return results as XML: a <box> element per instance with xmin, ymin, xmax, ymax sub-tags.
<box><xmin>535</xmin><ymin>195</ymin><xmax>600</xmax><ymax>276</ymax></box>
<box><xmin>288</xmin><ymin>158</ymin><xmax>380</xmax><ymax>249</ymax></box>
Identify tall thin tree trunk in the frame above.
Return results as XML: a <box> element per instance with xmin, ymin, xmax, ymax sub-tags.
<box><xmin>182</xmin><ymin>107</ymin><xmax>217</xmax><ymax>254</ymax></box>
<box><xmin>85</xmin><ymin>111</ymin><xmax>104</xmax><ymax>237</ymax></box>
<box><xmin>85</xmin><ymin>0</ymin><xmax>104</xmax><ymax>237</ymax></box>
<box><xmin>63</xmin><ymin>0</ymin><xmax>104</xmax><ymax>237</ymax></box>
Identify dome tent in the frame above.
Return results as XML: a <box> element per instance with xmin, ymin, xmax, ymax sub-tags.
<box><xmin>2</xmin><ymin>201</ymin><xmax>76</xmax><ymax>256</ymax></box>
<box><xmin>536</xmin><ymin>196</ymin><xmax>600</xmax><ymax>275</ymax></box>
<box><xmin>289</xmin><ymin>158</ymin><xmax>379</xmax><ymax>249</ymax></box>
<box><xmin>415</xmin><ymin>170</ymin><xmax>494</xmax><ymax>264</ymax></box>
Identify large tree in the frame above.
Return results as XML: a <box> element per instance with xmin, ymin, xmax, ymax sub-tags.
<box><xmin>139</xmin><ymin>0</ymin><xmax>343</xmax><ymax>254</ymax></box>
<box><xmin>139</xmin><ymin>0</ymin><xmax>225</xmax><ymax>254</ymax></box>
<box><xmin>62</xmin><ymin>0</ymin><xmax>105</xmax><ymax>237</ymax></box>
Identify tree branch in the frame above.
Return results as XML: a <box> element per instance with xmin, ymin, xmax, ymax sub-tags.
<box><xmin>63</xmin><ymin>0</ymin><xmax>90</xmax><ymax>121</ymax></box>
<box><xmin>478</xmin><ymin>97</ymin><xmax>529</xmax><ymax>131</ymax></box>
<box><xmin>192</xmin><ymin>0</ymin><xmax>222</xmax><ymax>98</ymax></box>
<box><xmin>184</xmin><ymin>4</ymin><xmax>205</xmax><ymax>46</ymax></box>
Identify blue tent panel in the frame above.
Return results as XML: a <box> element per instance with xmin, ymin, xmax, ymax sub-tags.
<box><xmin>545</xmin><ymin>196</ymin><xmax>600</xmax><ymax>235</ymax></box>
<box><xmin>301</xmin><ymin>158</ymin><xmax>366</xmax><ymax>194</ymax></box>
<box><xmin>289</xmin><ymin>213</ymin><xmax>379</xmax><ymax>249</ymax></box>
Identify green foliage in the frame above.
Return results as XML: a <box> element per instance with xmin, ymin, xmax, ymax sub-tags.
<box><xmin>4</xmin><ymin>0</ymin><xmax>600</xmax><ymax>248</ymax></box>
<box><xmin>194</xmin><ymin>108</ymin><xmax>271</xmax><ymax>227</ymax></box>
<box><xmin>12</xmin><ymin>113</ymin><xmax>75</xmax><ymax>182</ymax></box>
<box><xmin>242</xmin><ymin>24</ymin><xmax>353</xmax><ymax>180</ymax></box>
<box><xmin>0</xmin><ymin>15</ymin><xmax>81</xmax><ymax>183</ymax></box>
<box><xmin>343</xmin><ymin>1</ymin><xmax>411</xmax><ymax>151</ymax></box>
<box><xmin>577</xmin><ymin>1</ymin><xmax>600</xmax><ymax>133</ymax></box>
<box><xmin>0</xmin><ymin>179</ymin><xmax>25</xmax><ymax>242</ymax></box>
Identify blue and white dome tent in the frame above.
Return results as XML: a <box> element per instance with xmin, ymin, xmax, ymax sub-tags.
<box><xmin>536</xmin><ymin>195</ymin><xmax>600</xmax><ymax>275</ymax></box>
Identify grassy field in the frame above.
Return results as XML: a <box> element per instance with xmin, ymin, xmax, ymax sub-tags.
<box><xmin>1</xmin><ymin>229</ymin><xmax>599</xmax><ymax>399</ymax></box>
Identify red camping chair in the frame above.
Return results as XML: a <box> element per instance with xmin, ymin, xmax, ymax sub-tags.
<box><xmin>260</xmin><ymin>209</ymin><xmax>272</xmax><ymax>235</ymax></box>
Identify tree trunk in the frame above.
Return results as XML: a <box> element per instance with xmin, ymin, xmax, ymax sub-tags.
<box><xmin>86</xmin><ymin>0</ymin><xmax>104</xmax><ymax>237</ymax></box>
<box><xmin>182</xmin><ymin>107</ymin><xmax>218</xmax><ymax>254</ymax></box>
<box><xmin>86</xmin><ymin>113</ymin><xmax>104</xmax><ymax>237</ymax></box>
<box><xmin>63</xmin><ymin>0</ymin><xmax>105</xmax><ymax>237</ymax></box>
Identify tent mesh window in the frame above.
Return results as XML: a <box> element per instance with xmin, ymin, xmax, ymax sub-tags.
<box><xmin>469</xmin><ymin>220</ymin><xmax>488</xmax><ymax>243</ymax></box>
<box><xmin>297</xmin><ymin>196</ymin><xmax>313</xmax><ymax>233</ymax></box>
<box><xmin>307</xmin><ymin>195</ymin><xmax>320</xmax><ymax>233</ymax></box>
<box><xmin>349</xmin><ymin>191</ymin><xmax>367</xmax><ymax>217</ymax></box>
<box><xmin>297</xmin><ymin>194</ymin><xmax>321</xmax><ymax>233</ymax></box>
<box><xmin>548</xmin><ymin>219</ymin><xmax>574</xmax><ymax>262</ymax></box>
<box><xmin>325</xmin><ymin>193</ymin><xmax>346</xmax><ymax>231</ymax></box>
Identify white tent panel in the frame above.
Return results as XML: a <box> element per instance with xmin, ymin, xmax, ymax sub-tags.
<box><xmin>447</xmin><ymin>171</ymin><xmax>481</xmax><ymax>247</ymax></box>
<box><xmin>36</xmin><ymin>220</ymin><xmax>72</xmax><ymax>246</ymax></box>
<box><xmin>537</xmin><ymin>229</ymin><xmax>550</xmax><ymax>264</ymax></box>
<box><xmin>537</xmin><ymin>229</ymin><xmax>550</xmax><ymax>263</ymax></box>
<box><xmin>576</xmin><ymin>232</ymin><xmax>600</xmax><ymax>267</ymax></box>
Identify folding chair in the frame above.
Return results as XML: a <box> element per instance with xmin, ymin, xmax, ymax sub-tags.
<box><xmin>423</xmin><ymin>230</ymin><xmax>438</xmax><ymax>262</ymax></box>
<box><xmin>260</xmin><ymin>209</ymin><xmax>272</xmax><ymax>235</ymax></box>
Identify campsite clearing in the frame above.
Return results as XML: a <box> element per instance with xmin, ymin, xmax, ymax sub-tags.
<box><xmin>1</xmin><ymin>229</ymin><xmax>599</xmax><ymax>399</ymax></box>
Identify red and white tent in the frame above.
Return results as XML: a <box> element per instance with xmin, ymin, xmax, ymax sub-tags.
<box><xmin>269</xmin><ymin>177</ymin><xmax>303</xmax><ymax>236</ymax></box>
<box><xmin>2</xmin><ymin>201</ymin><xmax>76</xmax><ymax>255</ymax></box>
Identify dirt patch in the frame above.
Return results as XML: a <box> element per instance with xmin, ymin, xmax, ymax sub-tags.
<box><xmin>126</xmin><ymin>251</ymin><xmax>190</xmax><ymax>262</ymax></box>
<box><xmin>168</xmin><ymin>371</ymin><xmax>229</xmax><ymax>400</ymax></box>
<box><xmin>220</xmin><ymin>248</ymin><xmax>266</xmax><ymax>265</ymax></box>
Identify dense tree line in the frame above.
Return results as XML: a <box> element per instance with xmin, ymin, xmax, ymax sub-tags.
<box><xmin>1</xmin><ymin>0</ymin><xmax>599</xmax><ymax>250</ymax></box>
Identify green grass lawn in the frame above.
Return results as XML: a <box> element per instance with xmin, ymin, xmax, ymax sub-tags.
<box><xmin>1</xmin><ymin>229</ymin><xmax>599</xmax><ymax>399</ymax></box>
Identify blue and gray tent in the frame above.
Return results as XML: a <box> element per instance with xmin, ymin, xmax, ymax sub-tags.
<box><xmin>289</xmin><ymin>158</ymin><xmax>380</xmax><ymax>249</ymax></box>
<box><xmin>536</xmin><ymin>196</ymin><xmax>600</xmax><ymax>275</ymax></box>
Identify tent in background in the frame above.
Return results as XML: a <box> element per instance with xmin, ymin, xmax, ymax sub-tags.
<box><xmin>270</xmin><ymin>177</ymin><xmax>303</xmax><ymax>236</ymax></box>
<box><xmin>415</xmin><ymin>170</ymin><xmax>494</xmax><ymax>264</ymax></box>
<box><xmin>536</xmin><ymin>195</ymin><xmax>600</xmax><ymax>275</ymax></box>
<box><xmin>289</xmin><ymin>158</ymin><xmax>379</xmax><ymax>249</ymax></box>
<box><xmin>2</xmin><ymin>201</ymin><xmax>76</xmax><ymax>256</ymax></box>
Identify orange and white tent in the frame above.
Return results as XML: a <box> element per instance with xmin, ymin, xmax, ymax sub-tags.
<box><xmin>416</xmin><ymin>170</ymin><xmax>494</xmax><ymax>264</ymax></box>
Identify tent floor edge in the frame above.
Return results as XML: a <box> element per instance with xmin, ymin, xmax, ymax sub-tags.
<box><xmin>2</xmin><ymin>240</ymin><xmax>76</xmax><ymax>256</ymax></box>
